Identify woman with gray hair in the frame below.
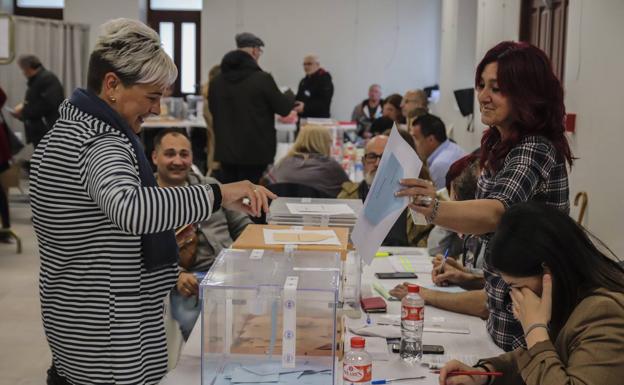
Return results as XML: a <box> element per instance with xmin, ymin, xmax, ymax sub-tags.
<box><xmin>30</xmin><ymin>19</ymin><xmax>275</xmax><ymax>385</ymax></box>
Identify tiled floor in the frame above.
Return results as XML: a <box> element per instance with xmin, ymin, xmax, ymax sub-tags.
<box><xmin>0</xmin><ymin>194</ymin><xmax>51</xmax><ymax>385</ymax></box>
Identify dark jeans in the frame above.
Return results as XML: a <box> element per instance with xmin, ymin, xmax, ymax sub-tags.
<box><xmin>218</xmin><ymin>163</ymin><xmax>267</xmax><ymax>184</ymax></box>
<box><xmin>47</xmin><ymin>365</ymin><xmax>71</xmax><ymax>385</ymax></box>
<box><xmin>0</xmin><ymin>179</ymin><xmax>9</xmax><ymax>228</ymax></box>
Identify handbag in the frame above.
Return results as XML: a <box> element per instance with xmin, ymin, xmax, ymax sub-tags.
<box><xmin>0</xmin><ymin>111</ymin><xmax>24</xmax><ymax>156</ymax></box>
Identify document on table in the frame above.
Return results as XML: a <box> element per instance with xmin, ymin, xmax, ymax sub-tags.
<box><xmin>375</xmin><ymin>315</ymin><xmax>471</xmax><ymax>334</ymax></box>
<box><xmin>263</xmin><ymin>228</ymin><xmax>341</xmax><ymax>245</ymax></box>
<box><xmin>285</xmin><ymin>203</ymin><xmax>354</xmax><ymax>216</ymax></box>
<box><xmin>423</xmin><ymin>284</ymin><xmax>465</xmax><ymax>293</ymax></box>
<box><xmin>352</xmin><ymin>125</ymin><xmax>423</xmax><ymax>264</ymax></box>
<box><xmin>389</xmin><ymin>255</ymin><xmax>434</xmax><ymax>273</ymax></box>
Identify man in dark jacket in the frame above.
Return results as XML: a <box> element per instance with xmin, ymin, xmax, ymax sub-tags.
<box><xmin>12</xmin><ymin>55</ymin><xmax>64</xmax><ymax>148</ymax></box>
<box><xmin>209</xmin><ymin>33</ymin><xmax>294</xmax><ymax>184</ymax></box>
<box><xmin>294</xmin><ymin>55</ymin><xmax>333</xmax><ymax>118</ymax></box>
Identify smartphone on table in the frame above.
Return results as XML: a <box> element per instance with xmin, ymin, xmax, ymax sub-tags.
<box><xmin>375</xmin><ymin>272</ymin><xmax>418</xmax><ymax>280</ymax></box>
<box><xmin>391</xmin><ymin>343</ymin><xmax>444</xmax><ymax>354</ymax></box>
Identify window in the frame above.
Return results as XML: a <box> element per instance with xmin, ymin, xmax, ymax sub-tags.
<box><xmin>13</xmin><ymin>0</ymin><xmax>63</xmax><ymax>19</ymax></box>
<box><xmin>150</xmin><ymin>0</ymin><xmax>201</xmax><ymax>11</ymax></box>
<box><xmin>148</xmin><ymin>0</ymin><xmax>201</xmax><ymax>96</ymax></box>
<box><xmin>520</xmin><ymin>0</ymin><xmax>569</xmax><ymax>81</ymax></box>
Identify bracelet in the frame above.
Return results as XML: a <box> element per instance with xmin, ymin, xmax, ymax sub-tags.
<box><xmin>426</xmin><ymin>198</ymin><xmax>440</xmax><ymax>224</ymax></box>
<box><xmin>473</xmin><ymin>364</ymin><xmax>494</xmax><ymax>385</ymax></box>
<box><xmin>524</xmin><ymin>323</ymin><xmax>549</xmax><ymax>339</ymax></box>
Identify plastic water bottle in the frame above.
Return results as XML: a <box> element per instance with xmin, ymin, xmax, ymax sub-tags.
<box><xmin>343</xmin><ymin>336</ymin><xmax>372</xmax><ymax>385</ymax></box>
<box><xmin>400</xmin><ymin>284</ymin><xmax>424</xmax><ymax>363</ymax></box>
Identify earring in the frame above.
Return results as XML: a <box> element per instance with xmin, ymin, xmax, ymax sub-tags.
<box><xmin>109</xmin><ymin>96</ymin><xmax>116</xmax><ymax>103</ymax></box>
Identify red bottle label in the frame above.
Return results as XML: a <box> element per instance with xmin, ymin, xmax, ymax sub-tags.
<box><xmin>343</xmin><ymin>363</ymin><xmax>372</xmax><ymax>383</ymax></box>
<box><xmin>401</xmin><ymin>305</ymin><xmax>424</xmax><ymax>321</ymax></box>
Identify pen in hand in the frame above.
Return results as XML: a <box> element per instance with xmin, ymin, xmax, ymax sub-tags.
<box><xmin>438</xmin><ymin>248</ymin><xmax>450</xmax><ymax>274</ymax></box>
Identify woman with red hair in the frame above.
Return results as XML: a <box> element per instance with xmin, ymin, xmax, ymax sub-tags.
<box><xmin>397</xmin><ymin>41</ymin><xmax>573</xmax><ymax>352</ymax></box>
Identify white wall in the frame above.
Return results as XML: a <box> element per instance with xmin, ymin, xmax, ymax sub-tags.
<box><xmin>563</xmin><ymin>0</ymin><xmax>624</xmax><ymax>256</ymax></box>
<box><xmin>0</xmin><ymin>0</ymin><xmax>13</xmax><ymax>13</ymax></box>
<box><xmin>201</xmin><ymin>0</ymin><xmax>441</xmax><ymax>121</ymax></box>
<box><xmin>437</xmin><ymin>0</ymin><xmax>520</xmax><ymax>152</ymax></box>
<box><xmin>64</xmin><ymin>0</ymin><xmax>146</xmax><ymax>52</ymax></box>
<box><xmin>433</xmin><ymin>0</ymin><xmax>477</xmax><ymax>150</ymax></box>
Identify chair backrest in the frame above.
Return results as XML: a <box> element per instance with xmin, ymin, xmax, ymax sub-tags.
<box><xmin>266</xmin><ymin>183</ymin><xmax>333</xmax><ymax>199</ymax></box>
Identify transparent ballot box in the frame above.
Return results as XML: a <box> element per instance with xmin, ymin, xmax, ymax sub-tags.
<box><xmin>200</xmin><ymin>248</ymin><xmax>342</xmax><ymax>385</ymax></box>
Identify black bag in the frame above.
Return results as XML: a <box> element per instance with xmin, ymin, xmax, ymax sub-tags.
<box><xmin>0</xmin><ymin>111</ymin><xmax>24</xmax><ymax>155</ymax></box>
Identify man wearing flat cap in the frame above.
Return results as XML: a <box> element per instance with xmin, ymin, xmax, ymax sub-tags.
<box><xmin>209</xmin><ymin>32</ymin><xmax>295</xmax><ymax>184</ymax></box>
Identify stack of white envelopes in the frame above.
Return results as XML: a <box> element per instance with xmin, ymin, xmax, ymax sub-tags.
<box><xmin>267</xmin><ymin>197</ymin><xmax>363</xmax><ymax>233</ymax></box>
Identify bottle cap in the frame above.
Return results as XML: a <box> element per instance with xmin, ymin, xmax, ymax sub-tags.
<box><xmin>351</xmin><ymin>336</ymin><xmax>366</xmax><ymax>349</ymax></box>
<box><xmin>407</xmin><ymin>284</ymin><xmax>420</xmax><ymax>293</ymax></box>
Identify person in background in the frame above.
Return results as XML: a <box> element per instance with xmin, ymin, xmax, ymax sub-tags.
<box><xmin>30</xmin><ymin>19</ymin><xmax>275</xmax><ymax>385</ymax></box>
<box><xmin>438</xmin><ymin>202</ymin><xmax>624</xmax><ymax>385</ymax></box>
<box><xmin>410</xmin><ymin>114</ymin><xmax>467</xmax><ymax>190</ymax></box>
<box><xmin>398</xmin><ymin>41</ymin><xmax>573</xmax><ymax>352</ymax></box>
<box><xmin>294</xmin><ymin>54</ymin><xmax>334</xmax><ymax>119</ymax></box>
<box><xmin>152</xmin><ymin>128</ymin><xmax>251</xmax><ymax>339</ymax></box>
<box><xmin>209</xmin><ymin>32</ymin><xmax>294</xmax><ymax>184</ymax></box>
<box><xmin>352</xmin><ymin>84</ymin><xmax>383</xmax><ymax>137</ymax></box>
<box><xmin>0</xmin><ymin>86</ymin><xmax>12</xmax><ymax>241</ymax></box>
<box><xmin>11</xmin><ymin>55</ymin><xmax>64</xmax><ymax>148</ymax></box>
<box><xmin>401</xmin><ymin>88</ymin><xmax>429</xmax><ymax>125</ymax></box>
<box><xmin>338</xmin><ymin>133</ymin><xmax>432</xmax><ymax>246</ymax></box>
<box><xmin>370</xmin><ymin>116</ymin><xmax>395</xmax><ymax>136</ymax></box>
<box><xmin>202</xmin><ymin>64</ymin><xmax>221</xmax><ymax>175</ymax></box>
<box><xmin>381</xmin><ymin>93</ymin><xmax>405</xmax><ymax>125</ymax></box>
<box><xmin>265</xmin><ymin>124</ymin><xmax>348</xmax><ymax>197</ymax></box>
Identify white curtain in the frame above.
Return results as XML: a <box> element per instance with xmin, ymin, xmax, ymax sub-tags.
<box><xmin>0</xmin><ymin>16</ymin><xmax>89</xmax><ymax>144</ymax></box>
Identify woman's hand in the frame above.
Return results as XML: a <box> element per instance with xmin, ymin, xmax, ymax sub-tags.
<box><xmin>219</xmin><ymin>181</ymin><xmax>277</xmax><ymax>217</ymax></box>
<box><xmin>389</xmin><ymin>282</ymin><xmax>432</xmax><ymax>303</ymax></box>
<box><xmin>389</xmin><ymin>282</ymin><xmax>410</xmax><ymax>300</ymax></box>
<box><xmin>438</xmin><ymin>360</ymin><xmax>489</xmax><ymax>385</ymax></box>
<box><xmin>510</xmin><ymin>274</ymin><xmax>552</xmax><ymax>347</ymax></box>
<box><xmin>396</xmin><ymin>178</ymin><xmax>437</xmax><ymax>219</ymax></box>
<box><xmin>432</xmin><ymin>256</ymin><xmax>469</xmax><ymax>286</ymax></box>
<box><xmin>177</xmin><ymin>271</ymin><xmax>199</xmax><ymax>297</ymax></box>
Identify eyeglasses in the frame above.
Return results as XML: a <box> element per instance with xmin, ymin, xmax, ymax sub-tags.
<box><xmin>363</xmin><ymin>152</ymin><xmax>383</xmax><ymax>163</ymax></box>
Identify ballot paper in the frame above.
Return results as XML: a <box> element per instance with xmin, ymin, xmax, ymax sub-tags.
<box><xmin>389</xmin><ymin>255</ymin><xmax>434</xmax><ymax>273</ymax></box>
<box><xmin>352</xmin><ymin>124</ymin><xmax>423</xmax><ymax>265</ymax></box>
<box><xmin>285</xmin><ymin>203</ymin><xmax>355</xmax><ymax>216</ymax></box>
<box><xmin>423</xmin><ymin>284</ymin><xmax>465</xmax><ymax>293</ymax></box>
<box><xmin>373</xmin><ymin>315</ymin><xmax>470</xmax><ymax>335</ymax></box>
<box><xmin>263</xmin><ymin>229</ymin><xmax>341</xmax><ymax>245</ymax></box>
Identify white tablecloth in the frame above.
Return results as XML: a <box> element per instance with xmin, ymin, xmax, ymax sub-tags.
<box><xmin>161</xmin><ymin>247</ymin><xmax>503</xmax><ymax>384</ymax></box>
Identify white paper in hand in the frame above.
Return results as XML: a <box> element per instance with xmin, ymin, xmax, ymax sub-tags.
<box><xmin>351</xmin><ymin>124</ymin><xmax>423</xmax><ymax>265</ymax></box>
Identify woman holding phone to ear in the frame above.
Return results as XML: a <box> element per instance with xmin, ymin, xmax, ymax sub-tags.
<box><xmin>438</xmin><ymin>202</ymin><xmax>624</xmax><ymax>385</ymax></box>
<box><xmin>397</xmin><ymin>41</ymin><xmax>573</xmax><ymax>352</ymax></box>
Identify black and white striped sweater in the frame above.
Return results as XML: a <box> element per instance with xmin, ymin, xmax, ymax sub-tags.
<box><xmin>30</xmin><ymin>100</ymin><xmax>217</xmax><ymax>384</ymax></box>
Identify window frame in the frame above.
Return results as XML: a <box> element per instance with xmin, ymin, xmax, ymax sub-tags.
<box><xmin>13</xmin><ymin>0</ymin><xmax>63</xmax><ymax>20</ymax></box>
<box><xmin>147</xmin><ymin>0</ymin><xmax>201</xmax><ymax>97</ymax></box>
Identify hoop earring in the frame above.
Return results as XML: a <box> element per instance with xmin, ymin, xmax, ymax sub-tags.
<box><xmin>109</xmin><ymin>96</ymin><xmax>117</xmax><ymax>103</ymax></box>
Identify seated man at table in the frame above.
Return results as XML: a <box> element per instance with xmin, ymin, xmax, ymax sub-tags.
<box><xmin>410</xmin><ymin>114</ymin><xmax>467</xmax><ymax>190</ymax></box>
<box><xmin>153</xmin><ymin>128</ymin><xmax>252</xmax><ymax>339</ymax></box>
<box><xmin>338</xmin><ymin>133</ymin><xmax>432</xmax><ymax>246</ymax></box>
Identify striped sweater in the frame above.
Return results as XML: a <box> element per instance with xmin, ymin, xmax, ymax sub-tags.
<box><xmin>30</xmin><ymin>100</ymin><xmax>217</xmax><ymax>384</ymax></box>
